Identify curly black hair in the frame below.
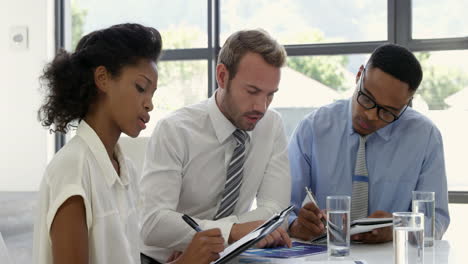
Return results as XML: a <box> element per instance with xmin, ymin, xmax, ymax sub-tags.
<box><xmin>38</xmin><ymin>23</ymin><xmax>162</xmax><ymax>133</ymax></box>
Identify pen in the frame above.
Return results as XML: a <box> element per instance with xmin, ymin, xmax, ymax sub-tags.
<box><xmin>304</xmin><ymin>187</ymin><xmax>327</xmax><ymax>227</ymax></box>
<box><xmin>182</xmin><ymin>214</ymin><xmax>203</xmax><ymax>232</ymax></box>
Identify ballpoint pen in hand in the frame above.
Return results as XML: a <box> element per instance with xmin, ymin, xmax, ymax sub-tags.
<box><xmin>304</xmin><ymin>186</ymin><xmax>327</xmax><ymax>227</ymax></box>
<box><xmin>182</xmin><ymin>214</ymin><xmax>203</xmax><ymax>232</ymax></box>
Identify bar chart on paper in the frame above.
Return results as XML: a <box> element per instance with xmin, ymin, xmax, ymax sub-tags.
<box><xmin>240</xmin><ymin>241</ymin><xmax>326</xmax><ymax>259</ymax></box>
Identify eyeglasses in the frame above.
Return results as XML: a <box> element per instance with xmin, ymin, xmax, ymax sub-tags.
<box><xmin>357</xmin><ymin>68</ymin><xmax>412</xmax><ymax>123</ymax></box>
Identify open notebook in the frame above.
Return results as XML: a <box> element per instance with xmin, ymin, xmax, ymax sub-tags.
<box><xmin>311</xmin><ymin>217</ymin><xmax>393</xmax><ymax>244</ymax></box>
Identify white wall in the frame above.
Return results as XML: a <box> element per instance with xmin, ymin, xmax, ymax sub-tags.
<box><xmin>0</xmin><ymin>0</ymin><xmax>54</xmax><ymax>191</ymax></box>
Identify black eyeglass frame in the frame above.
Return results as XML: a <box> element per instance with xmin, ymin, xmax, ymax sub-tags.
<box><xmin>356</xmin><ymin>68</ymin><xmax>413</xmax><ymax>123</ymax></box>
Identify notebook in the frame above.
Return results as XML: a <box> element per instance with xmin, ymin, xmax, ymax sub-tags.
<box><xmin>311</xmin><ymin>217</ymin><xmax>393</xmax><ymax>244</ymax></box>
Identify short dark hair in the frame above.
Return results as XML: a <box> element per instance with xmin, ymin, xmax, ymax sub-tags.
<box><xmin>38</xmin><ymin>23</ymin><xmax>162</xmax><ymax>133</ymax></box>
<box><xmin>366</xmin><ymin>44</ymin><xmax>422</xmax><ymax>92</ymax></box>
<box><xmin>217</xmin><ymin>29</ymin><xmax>286</xmax><ymax>80</ymax></box>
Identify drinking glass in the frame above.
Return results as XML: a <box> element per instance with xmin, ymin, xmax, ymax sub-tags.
<box><xmin>0</xmin><ymin>232</ymin><xmax>13</xmax><ymax>264</ymax></box>
<box><xmin>393</xmin><ymin>212</ymin><xmax>424</xmax><ymax>264</ymax></box>
<box><xmin>326</xmin><ymin>195</ymin><xmax>351</xmax><ymax>257</ymax></box>
<box><xmin>412</xmin><ymin>191</ymin><xmax>435</xmax><ymax>247</ymax></box>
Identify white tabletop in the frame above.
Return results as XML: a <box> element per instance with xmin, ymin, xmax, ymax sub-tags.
<box><xmin>234</xmin><ymin>240</ymin><xmax>463</xmax><ymax>264</ymax></box>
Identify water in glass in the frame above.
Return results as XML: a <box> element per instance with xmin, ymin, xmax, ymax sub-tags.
<box><xmin>327</xmin><ymin>210</ymin><xmax>350</xmax><ymax>257</ymax></box>
<box><xmin>394</xmin><ymin>226</ymin><xmax>424</xmax><ymax>264</ymax></box>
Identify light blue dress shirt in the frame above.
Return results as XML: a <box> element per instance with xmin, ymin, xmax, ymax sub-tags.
<box><xmin>288</xmin><ymin>99</ymin><xmax>450</xmax><ymax>239</ymax></box>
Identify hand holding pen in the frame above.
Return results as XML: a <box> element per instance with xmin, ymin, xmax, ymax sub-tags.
<box><xmin>182</xmin><ymin>214</ymin><xmax>203</xmax><ymax>232</ymax></box>
<box><xmin>289</xmin><ymin>187</ymin><xmax>327</xmax><ymax>241</ymax></box>
<box><xmin>179</xmin><ymin>214</ymin><xmax>225</xmax><ymax>264</ymax></box>
<box><xmin>304</xmin><ymin>186</ymin><xmax>327</xmax><ymax>228</ymax></box>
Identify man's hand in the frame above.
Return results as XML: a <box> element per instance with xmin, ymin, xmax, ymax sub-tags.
<box><xmin>256</xmin><ymin>227</ymin><xmax>292</xmax><ymax>248</ymax></box>
<box><xmin>174</xmin><ymin>228</ymin><xmax>225</xmax><ymax>264</ymax></box>
<box><xmin>229</xmin><ymin>220</ymin><xmax>292</xmax><ymax>248</ymax></box>
<box><xmin>289</xmin><ymin>202</ymin><xmax>326</xmax><ymax>241</ymax></box>
<box><xmin>351</xmin><ymin>210</ymin><xmax>393</xmax><ymax>243</ymax></box>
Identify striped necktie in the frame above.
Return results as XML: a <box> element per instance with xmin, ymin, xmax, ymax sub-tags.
<box><xmin>351</xmin><ymin>135</ymin><xmax>369</xmax><ymax>221</ymax></box>
<box><xmin>214</xmin><ymin>129</ymin><xmax>249</xmax><ymax>220</ymax></box>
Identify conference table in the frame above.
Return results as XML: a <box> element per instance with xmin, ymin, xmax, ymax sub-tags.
<box><xmin>233</xmin><ymin>240</ymin><xmax>463</xmax><ymax>263</ymax></box>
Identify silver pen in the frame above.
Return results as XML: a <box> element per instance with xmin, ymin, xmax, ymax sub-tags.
<box><xmin>304</xmin><ymin>186</ymin><xmax>327</xmax><ymax>227</ymax></box>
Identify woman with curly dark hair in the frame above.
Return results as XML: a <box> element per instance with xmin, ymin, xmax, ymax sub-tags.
<box><xmin>33</xmin><ymin>23</ymin><xmax>224</xmax><ymax>264</ymax></box>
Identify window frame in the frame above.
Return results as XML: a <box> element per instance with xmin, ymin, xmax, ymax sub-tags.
<box><xmin>58</xmin><ymin>0</ymin><xmax>468</xmax><ymax>202</ymax></box>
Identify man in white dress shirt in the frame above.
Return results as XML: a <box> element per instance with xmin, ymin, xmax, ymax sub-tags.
<box><xmin>139</xmin><ymin>29</ymin><xmax>292</xmax><ymax>263</ymax></box>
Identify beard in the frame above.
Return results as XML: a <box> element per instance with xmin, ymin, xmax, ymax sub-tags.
<box><xmin>222</xmin><ymin>81</ymin><xmax>263</xmax><ymax>131</ymax></box>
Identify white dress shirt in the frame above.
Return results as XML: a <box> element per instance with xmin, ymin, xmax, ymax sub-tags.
<box><xmin>33</xmin><ymin>121</ymin><xmax>141</xmax><ymax>264</ymax></box>
<box><xmin>140</xmin><ymin>94</ymin><xmax>291</xmax><ymax>262</ymax></box>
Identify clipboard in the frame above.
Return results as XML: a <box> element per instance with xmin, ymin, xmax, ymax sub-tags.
<box><xmin>212</xmin><ymin>205</ymin><xmax>294</xmax><ymax>264</ymax></box>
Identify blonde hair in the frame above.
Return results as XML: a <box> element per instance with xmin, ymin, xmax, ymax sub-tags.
<box><xmin>218</xmin><ymin>29</ymin><xmax>287</xmax><ymax>80</ymax></box>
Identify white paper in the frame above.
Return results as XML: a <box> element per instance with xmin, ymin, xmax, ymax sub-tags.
<box><xmin>352</xmin><ymin>217</ymin><xmax>393</xmax><ymax>225</ymax></box>
<box><xmin>311</xmin><ymin>217</ymin><xmax>393</xmax><ymax>243</ymax></box>
<box><xmin>350</xmin><ymin>217</ymin><xmax>393</xmax><ymax>235</ymax></box>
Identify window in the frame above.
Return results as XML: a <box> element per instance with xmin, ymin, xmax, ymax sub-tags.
<box><xmin>67</xmin><ymin>0</ymin><xmax>468</xmax><ymax>196</ymax></box>
<box><xmin>412</xmin><ymin>50</ymin><xmax>468</xmax><ymax>191</ymax></box>
<box><xmin>71</xmin><ymin>0</ymin><xmax>207</xmax><ymax>50</ymax></box>
<box><xmin>142</xmin><ymin>60</ymin><xmax>208</xmax><ymax>136</ymax></box>
<box><xmin>220</xmin><ymin>0</ymin><xmax>387</xmax><ymax>45</ymax></box>
<box><xmin>412</xmin><ymin>0</ymin><xmax>468</xmax><ymax>39</ymax></box>
<box><xmin>70</xmin><ymin>0</ymin><xmax>210</xmax><ymax>137</ymax></box>
<box><xmin>272</xmin><ymin>54</ymin><xmax>370</xmax><ymax>137</ymax></box>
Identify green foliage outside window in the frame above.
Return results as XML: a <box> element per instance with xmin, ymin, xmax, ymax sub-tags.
<box><xmin>70</xmin><ymin>5</ymin><xmax>467</xmax><ymax>111</ymax></box>
<box><xmin>71</xmin><ymin>0</ymin><xmax>87</xmax><ymax>51</ymax></box>
<box><xmin>286</xmin><ymin>29</ymin><xmax>350</xmax><ymax>92</ymax></box>
<box><xmin>416</xmin><ymin>52</ymin><xmax>468</xmax><ymax>110</ymax></box>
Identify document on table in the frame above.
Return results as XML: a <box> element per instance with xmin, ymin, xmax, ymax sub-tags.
<box><xmin>238</xmin><ymin>258</ymin><xmax>368</xmax><ymax>264</ymax></box>
<box><xmin>240</xmin><ymin>241</ymin><xmax>326</xmax><ymax>258</ymax></box>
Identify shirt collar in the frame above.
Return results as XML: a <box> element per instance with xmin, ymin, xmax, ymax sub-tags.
<box><xmin>346</xmin><ymin>98</ymin><xmax>393</xmax><ymax>142</ymax></box>
<box><xmin>76</xmin><ymin>121</ymin><xmax>130</xmax><ymax>187</ymax></box>
<box><xmin>208</xmin><ymin>91</ymin><xmax>252</xmax><ymax>144</ymax></box>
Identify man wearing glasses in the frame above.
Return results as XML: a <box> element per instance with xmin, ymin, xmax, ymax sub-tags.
<box><xmin>287</xmin><ymin>44</ymin><xmax>449</xmax><ymax>243</ymax></box>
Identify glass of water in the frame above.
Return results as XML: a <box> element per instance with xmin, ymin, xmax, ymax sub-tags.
<box><xmin>0</xmin><ymin>232</ymin><xmax>13</xmax><ymax>264</ymax></box>
<box><xmin>326</xmin><ymin>195</ymin><xmax>350</xmax><ymax>257</ymax></box>
<box><xmin>412</xmin><ymin>191</ymin><xmax>435</xmax><ymax>247</ymax></box>
<box><xmin>393</xmin><ymin>212</ymin><xmax>424</xmax><ymax>264</ymax></box>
